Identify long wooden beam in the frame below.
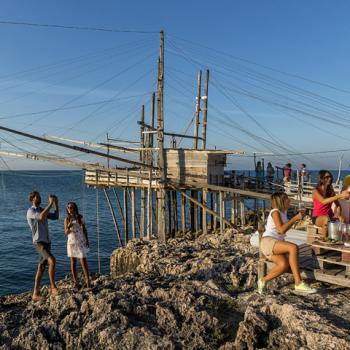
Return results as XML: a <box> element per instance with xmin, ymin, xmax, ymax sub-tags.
<box><xmin>0</xmin><ymin>149</ymin><xmax>159</xmax><ymax>180</ymax></box>
<box><xmin>45</xmin><ymin>135</ymin><xmax>136</xmax><ymax>154</ymax></box>
<box><xmin>169</xmin><ymin>184</ymin><xmax>232</xmax><ymax>227</ymax></box>
<box><xmin>0</xmin><ymin>125</ymin><xmax>156</xmax><ymax>169</ymax></box>
<box><xmin>103</xmin><ymin>189</ymin><xmax>124</xmax><ymax>247</ymax></box>
<box><xmin>137</xmin><ymin>121</ymin><xmax>203</xmax><ymax>140</ymax></box>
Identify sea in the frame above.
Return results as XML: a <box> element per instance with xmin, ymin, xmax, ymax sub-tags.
<box><xmin>0</xmin><ymin>170</ymin><xmax>127</xmax><ymax>296</ymax></box>
<box><xmin>0</xmin><ymin>169</ymin><xmax>347</xmax><ymax>296</ymax></box>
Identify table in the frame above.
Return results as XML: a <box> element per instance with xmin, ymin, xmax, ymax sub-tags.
<box><xmin>309</xmin><ymin>241</ymin><xmax>350</xmax><ymax>286</ymax></box>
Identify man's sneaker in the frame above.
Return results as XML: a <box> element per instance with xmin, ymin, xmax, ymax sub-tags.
<box><xmin>258</xmin><ymin>278</ymin><xmax>266</xmax><ymax>294</ymax></box>
<box><xmin>294</xmin><ymin>281</ymin><xmax>317</xmax><ymax>294</ymax></box>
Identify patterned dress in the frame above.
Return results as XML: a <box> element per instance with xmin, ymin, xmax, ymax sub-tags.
<box><xmin>67</xmin><ymin>218</ymin><xmax>89</xmax><ymax>258</ymax></box>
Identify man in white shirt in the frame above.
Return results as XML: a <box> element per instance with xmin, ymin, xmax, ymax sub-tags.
<box><xmin>27</xmin><ymin>191</ymin><xmax>59</xmax><ymax>301</ymax></box>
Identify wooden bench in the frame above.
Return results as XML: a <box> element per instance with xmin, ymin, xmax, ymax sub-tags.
<box><xmin>258</xmin><ymin>225</ymin><xmax>350</xmax><ymax>288</ymax></box>
<box><xmin>257</xmin><ymin>228</ymin><xmax>314</xmax><ymax>280</ymax></box>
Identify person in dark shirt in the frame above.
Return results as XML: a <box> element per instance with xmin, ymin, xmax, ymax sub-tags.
<box><xmin>27</xmin><ymin>191</ymin><xmax>59</xmax><ymax>301</ymax></box>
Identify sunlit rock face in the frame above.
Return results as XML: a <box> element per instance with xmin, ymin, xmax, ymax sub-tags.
<box><xmin>1</xmin><ymin>229</ymin><xmax>349</xmax><ymax>349</ymax></box>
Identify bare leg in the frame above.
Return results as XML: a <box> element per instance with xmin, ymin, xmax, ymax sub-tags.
<box><xmin>80</xmin><ymin>258</ymin><xmax>91</xmax><ymax>287</ymax></box>
<box><xmin>315</xmin><ymin>216</ymin><xmax>329</xmax><ymax>237</ymax></box>
<box><xmin>273</xmin><ymin>241</ymin><xmax>302</xmax><ymax>285</ymax></box>
<box><xmin>70</xmin><ymin>257</ymin><xmax>78</xmax><ymax>285</ymax></box>
<box><xmin>33</xmin><ymin>264</ymin><xmax>45</xmax><ymax>301</ymax></box>
<box><xmin>47</xmin><ymin>256</ymin><xmax>58</xmax><ymax>295</ymax></box>
<box><xmin>262</xmin><ymin>254</ymin><xmax>289</xmax><ymax>282</ymax></box>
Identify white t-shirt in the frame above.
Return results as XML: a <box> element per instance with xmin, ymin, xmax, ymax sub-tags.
<box><xmin>262</xmin><ymin>208</ymin><xmax>287</xmax><ymax>241</ymax></box>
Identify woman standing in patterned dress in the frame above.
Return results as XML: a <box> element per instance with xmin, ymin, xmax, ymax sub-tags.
<box><xmin>64</xmin><ymin>202</ymin><xmax>91</xmax><ymax>288</ymax></box>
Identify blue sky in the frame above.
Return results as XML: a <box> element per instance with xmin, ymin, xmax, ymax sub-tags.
<box><xmin>1</xmin><ymin>1</ymin><xmax>350</xmax><ymax>170</ymax></box>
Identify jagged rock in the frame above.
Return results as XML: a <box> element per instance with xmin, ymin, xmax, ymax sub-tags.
<box><xmin>1</xmin><ymin>229</ymin><xmax>349</xmax><ymax>349</ymax></box>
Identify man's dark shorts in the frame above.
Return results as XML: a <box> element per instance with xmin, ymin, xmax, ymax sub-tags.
<box><xmin>34</xmin><ymin>242</ymin><xmax>53</xmax><ymax>266</ymax></box>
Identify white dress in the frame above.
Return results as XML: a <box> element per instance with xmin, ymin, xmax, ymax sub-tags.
<box><xmin>67</xmin><ymin>219</ymin><xmax>89</xmax><ymax>258</ymax></box>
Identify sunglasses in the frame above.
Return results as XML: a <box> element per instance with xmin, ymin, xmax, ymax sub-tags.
<box><xmin>67</xmin><ymin>205</ymin><xmax>74</xmax><ymax>209</ymax></box>
<box><xmin>323</xmin><ymin>175</ymin><xmax>332</xmax><ymax>179</ymax></box>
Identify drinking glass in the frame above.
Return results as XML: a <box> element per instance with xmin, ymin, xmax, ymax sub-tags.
<box><xmin>338</xmin><ymin>223</ymin><xmax>346</xmax><ymax>241</ymax></box>
<box><xmin>342</xmin><ymin>224</ymin><xmax>349</xmax><ymax>243</ymax></box>
<box><xmin>298</xmin><ymin>202</ymin><xmax>306</xmax><ymax>216</ymax></box>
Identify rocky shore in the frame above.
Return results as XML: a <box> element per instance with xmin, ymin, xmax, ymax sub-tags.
<box><xmin>1</xmin><ymin>229</ymin><xmax>350</xmax><ymax>349</ymax></box>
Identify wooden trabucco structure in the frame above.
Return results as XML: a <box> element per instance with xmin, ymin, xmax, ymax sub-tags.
<box><xmin>0</xmin><ymin>31</ymin><xmax>275</xmax><ymax>246</ymax></box>
<box><xmin>84</xmin><ymin>147</ymin><xmax>247</xmax><ymax>244</ymax></box>
<box><xmin>82</xmin><ymin>31</ymin><xmax>252</xmax><ymax>243</ymax></box>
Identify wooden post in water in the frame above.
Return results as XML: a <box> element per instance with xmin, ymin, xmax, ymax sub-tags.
<box><xmin>131</xmin><ymin>188</ymin><xmax>136</xmax><ymax>239</ymax></box>
<box><xmin>222</xmin><ymin>192</ymin><xmax>226</xmax><ymax>230</ymax></box>
<box><xmin>194</xmin><ymin>192</ymin><xmax>198</xmax><ymax>234</ymax></box>
<box><xmin>146</xmin><ymin>169</ymin><xmax>153</xmax><ymax>239</ymax></box>
<box><xmin>181</xmin><ymin>195</ymin><xmax>186</xmax><ymax>233</ymax></box>
<box><xmin>219</xmin><ymin>191</ymin><xmax>224</xmax><ymax>234</ymax></box>
<box><xmin>202</xmin><ymin>189</ymin><xmax>208</xmax><ymax>234</ymax></box>
<box><xmin>123</xmin><ymin>189</ymin><xmax>129</xmax><ymax>243</ymax></box>
<box><xmin>167</xmin><ymin>191</ymin><xmax>172</xmax><ymax>237</ymax></box>
<box><xmin>214</xmin><ymin>192</ymin><xmax>218</xmax><ymax>229</ymax></box>
<box><xmin>231</xmin><ymin>196</ymin><xmax>235</xmax><ymax>225</ymax></box>
<box><xmin>199</xmin><ymin>191</ymin><xmax>203</xmax><ymax>231</ymax></box>
<box><xmin>210</xmin><ymin>192</ymin><xmax>214</xmax><ymax>230</ymax></box>
<box><xmin>240</xmin><ymin>197</ymin><xmax>246</xmax><ymax>227</ymax></box>
<box><xmin>172</xmin><ymin>190</ymin><xmax>178</xmax><ymax>235</ymax></box>
<box><xmin>189</xmin><ymin>191</ymin><xmax>195</xmax><ymax>232</ymax></box>
<box><xmin>140</xmin><ymin>188</ymin><xmax>145</xmax><ymax>238</ymax></box>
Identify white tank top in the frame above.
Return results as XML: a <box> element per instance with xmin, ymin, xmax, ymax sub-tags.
<box><xmin>262</xmin><ymin>208</ymin><xmax>287</xmax><ymax>241</ymax></box>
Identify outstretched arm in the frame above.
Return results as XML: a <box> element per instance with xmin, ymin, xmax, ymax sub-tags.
<box><xmin>53</xmin><ymin>197</ymin><xmax>59</xmax><ymax>219</ymax></box>
<box><xmin>272</xmin><ymin>211</ymin><xmax>304</xmax><ymax>236</ymax></box>
<box><xmin>38</xmin><ymin>196</ymin><xmax>54</xmax><ymax>221</ymax></box>
<box><xmin>312</xmin><ymin>189</ymin><xmax>349</xmax><ymax>205</ymax></box>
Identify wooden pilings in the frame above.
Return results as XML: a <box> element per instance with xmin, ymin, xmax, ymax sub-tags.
<box><xmin>181</xmin><ymin>195</ymin><xmax>186</xmax><ymax>233</ymax></box>
<box><xmin>202</xmin><ymin>189</ymin><xmax>208</xmax><ymax>235</ymax></box>
<box><xmin>101</xmin><ymin>184</ymin><xmax>268</xmax><ymax>248</ymax></box>
<box><xmin>123</xmin><ymin>189</ymin><xmax>129</xmax><ymax>243</ymax></box>
<box><xmin>103</xmin><ymin>189</ymin><xmax>123</xmax><ymax>247</ymax></box>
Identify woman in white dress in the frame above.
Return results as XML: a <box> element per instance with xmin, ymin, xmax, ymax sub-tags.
<box><xmin>64</xmin><ymin>202</ymin><xmax>91</xmax><ymax>288</ymax></box>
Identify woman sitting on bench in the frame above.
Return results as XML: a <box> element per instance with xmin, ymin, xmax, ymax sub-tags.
<box><xmin>312</xmin><ymin>170</ymin><xmax>349</xmax><ymax>237</ymax></box>
<box><xmin>258</xmin><ymin>192</ymin><xmax>317</xmax><ymax>294</ymax></box>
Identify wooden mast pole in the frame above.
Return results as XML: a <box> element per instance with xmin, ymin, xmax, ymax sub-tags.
<box><xmin>202</xmin><ymin>69</ymin><xmax>209</xmax><ymax>150</ymax></box>
<box><xmin>192</xmin><ymin>70</ymin><xmax>202</xmax><ymax>234</ymax></box>
<box><xmin>194</xmin><ymin>70</ymin><xmax>202</xmax><ymax>149</ymax></box>
<box><xmin>202</xmin><ymin>70</ymin><xmax>209</xmax><ymax>234</ymax></box>
<box><xmin>146</xmin><ymin>93</ymin><xmax>156</xmax><ymax>239</ymax></box>
<box><xmin>140</xmin><ymin>105</ymin><xmax>145</xmax><ymax>238</ymax></box>
<box><xmin>157</xmin><ymin>30</ymin><xmax>167</xmax><ymax>242</ymax></box>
